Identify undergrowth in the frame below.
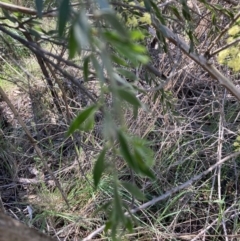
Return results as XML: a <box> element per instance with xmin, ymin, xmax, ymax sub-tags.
<box><xmin>1</xmin><ymin>2</ymin><xmax>240</xmax><ymax>240</ymax></box>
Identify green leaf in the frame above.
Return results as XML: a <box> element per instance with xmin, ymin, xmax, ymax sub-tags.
<box><xmin>170</xmin><ymin>6</ymin><xmax>183</xmax><ymax>22</ymax></box>
<box><xmin>68</xmin><ymin>26</ymin><xmax>78</xmax><ymax>59</ymax></box>
<box><xmin>91</xmin><ymin>56</ymin><xmax>106</xmax><ymax>83</ymax></box>
<box><xmin>133</xmin><ymin>106</ymin><xmax>139</xmax><ymax>119</ymax></box>
<box><xmin>93</xmin><ymin>148</ymin><xmax>106</xmax><ymax>188</ymax></box>
<box><xmin>103</xmin><ymin>30</ymin><xmax>127</xmax><ymax>44</ymax></box>
<box><xmin>213</xmin><ymin>199</ymin><xmax>225</xmax><ymax>205</ymax></box>
<box><xmin>143</xmin><ymin>0</ymin><xmax>152</xmax><ymax>12</ymax></box>
<box><xmin>156</xmin><ymin>30</ymin><xmax>168</xmax><ymax>53</ymax></box>
<box><xmin>83</xmin><ymin>55</ymin><xmax>90</xmax><ymax>82</ymax></box>
<box><xmin>116</xmin><ymin>69</ymin><xmax>137</xmax><ymax>81</ymax></box>
<box><xmin>134</xmin><ymin>148</ymin><xmax>155</xmax><ymax>180</ymax></box>
<box><xmin>130</xmin><ymin>30</ymin><xmax>145</xmax><ymax>41</ymax></box>
<box><xmin>212</xmin><ymin>12</ymin><xmax>216</xmax><ymax>25</ymax></box>
<box><xmin>101</xmin><ymin>11</ymin><xmax>129</xmax><ymax>37</ymax></box>
<box><xmin>111</xmin><ymin>42</ymin><xmax>149</xmax><ymax>65</ymax></box>
<box><xmin>117</xmin><ymin>88</ymin><xmax>141</xmax><ymax>107</ymax></box>
<box><xmin>186</xmin><ymin>29</ymin><xmax>195</xmax><ymax>53</ymax></box>
<box><xmin>35</xmin><ymin>0</ymin><xmax>43</xmax><ymax>18</ymax></box>
<box><xmin>131</xmin><ymin>43</ymin><xmax>147</xmax><ymax>54</ymax></box>
<box><xmin>78</xmin><ymin>113</ymin><xmax>95</xmax><ymax>131</ymax></box>
<box><xmin>28</xmin><ymin>28</ymin><xmax>41</xmax><ymax>39</ymax></box>
<box><xmin>104</xmin><ymin>220</ymin><xmax>112</xmax><ymax>232</ymax></box>
<box><xmin>121</xmin><ymin>182</ymin><xmax>146</xmax><ymax>200</ymax></box>
<box><xmin>125</xmin><ymin>217</ymin><xmax>133</xmax><ymax>232</ymax></box>
<box><xmin>111</xmin><ymin>54</ymin><xmax>128</xmax><ymax>67</ymax></box>
<box><xmin>181</xmin><ymin>0</ymin><xmax>191</xmax><ymax>21</ymax></box>
<box><xmin>150</xmin><ymin>1</ymin><xmax>166</xmax><ymax>25</ymax></box>
<box><xmin>132</xmin><ymin>137</ymin><xmax>155</xmax><ymax>166</ymax></box>
<box><xmin>135</xmin><ymin>54</ymin><xmax>150</xmax><ymax>64</ymax></box>
<box><xmin>67</xmin><ymin>105</ymin><xmax>97</xmax><ymax>135</ymax></box>
<box><xmin>2</xmin><ymin>9</ymin><xmax>17</xmax><ymax>23</ymax></box>
<box><xmin>58</xmin><ymin>0</ymin><xmax>70</xmax><ymax>36</ymax></box>
<box><xmin>118</xmin><ymin>131</ymin><xmax>139</xmax><ymax>171</ymax></box>
<box><xmin>74</xmin><ymin>11</ymin><xmax>91</xmax><ymax>49</ymax></box>
<box><xmin>113</xmin><ymin>185</ymin><xmax>125</xmax><ymax>222</ymax></box>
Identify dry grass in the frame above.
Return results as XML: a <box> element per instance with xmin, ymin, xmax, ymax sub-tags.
<box><xmin>1</xmin><ymin>1</ymin><xmax>240</xmax><ymax>240</ymax></box>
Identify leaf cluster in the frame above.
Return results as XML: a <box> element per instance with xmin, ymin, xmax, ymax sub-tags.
<box><xmin>217</xmin><ymin>18</ymin><xmax>240</xmax><ymax>72</ymax></box>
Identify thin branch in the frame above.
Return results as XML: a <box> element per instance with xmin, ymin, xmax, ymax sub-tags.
<box><xmin>0</xmin><ymin>25</ymin><xmax>97</xmax><ymax>103</ymax></box>
<box><xmin>83</xmin><ymin>151</ymin><xmax>240</xmax><ymax>241</ymax></box>
<box><xmin>0</xmin><ymin>1</ymin><xmax>81</xmax><ymax>17</ymax></box>
<box><xmin>110</xmin><ymin>0</ymin><xmax>175</xmax><ymax>12</ymax></box>
<box><xmin>216</xmin><ymin>89</ymin><xmax>228</xmax><ymax>241</ymax></box>
<box><xmin>210</xmin><ymin>37</ymin><xmax>240</xmax><ymax>57</ymax></box>
<box><xmin>222</xmin><ymin>0</ymin><xmax>238</xmax><ymax>6</ymax></box>
<box><xmin>0</xmin><ymin>87</ymin><xmax>69</xmax><ymax>207</ymax></box>
<box><xmin>151</xmin><ymin>18</ymin><xmax>240</xmax><ymax>100</ymax></box>
<box><xmin>206</xmin><ymin>11</ymin><xmax>240</xmax><ymax>55</ymax></box>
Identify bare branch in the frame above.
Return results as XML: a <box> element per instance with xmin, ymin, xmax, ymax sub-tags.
<box><xmin>210</xmin><ymin>37</ymin><xmax>240</xmax><ymax>57</ymax></box>
<box><xmin>0</xmin><ymin>1</ymin><xmax>81</xmax><ymax>17</ymax></box>
<box><xmin>151</xmin><ymin>19</ymin><xmax>240</xmax><ymax>100</ymax></box>
<box><xmin>206</xmin><ymin>11</ymin><xmax>240</xmax><ymax>55</ymax></box>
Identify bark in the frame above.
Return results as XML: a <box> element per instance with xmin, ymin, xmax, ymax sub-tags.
<box><xmin>0</xmin><ymin>213</ymin><xmax>57</xmax><ymax>241</ymax></box>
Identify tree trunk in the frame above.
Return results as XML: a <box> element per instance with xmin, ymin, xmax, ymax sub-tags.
<box><xmin>0</xmin><ymin>213</ymin><xmax>57</xmax><ymax>241</ymax></box>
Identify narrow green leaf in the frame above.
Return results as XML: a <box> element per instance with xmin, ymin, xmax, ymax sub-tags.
<box><xmin>111</xmin><ymin>54</ymin><xmax>128</xmax><ymax>67</ymax></box>
<box><xmin>156</xmin><ymin>30</ymin><xmax>168</xmax><ymax>53</ymax></box>
<box><xmin>186</xmin><ymin>30</ymin><xmax>194</xmax><ymax>53</ymax></box>
<box><xmin>143</xmin><ymin>0</ymin><xmax>152</xmax><ymax>12</ymax></box>
<box><xmin>121</xmin><ymin>182</ymin><xmax>146</xmax><ymax>200</ymax></box>
<box><xmin>117</xmin><ymin>88</ymin><xmax>141</xmax><ymax>107</ymax></box>
<box><xmin>83</xmin><ymin>56</ymin><xmax>90</xmax><ymax>82</ymax></box>
<box><xmin>28</xmin><ymin>28</ymin><xmax>41</xmax><ymax>39</ymax></box>
<box><xmin>133</xmin><ymin>106</ymin><xmax>139</xmax><ymax>119</ymax></box>
<box><xmin>130</xmin><ymin>30</ymin><xmax>145</xmax><ymax>41</ymax></box>
<box><xmin>74</xmin><ymin>11</ymin><xmax>91</xmax><ymax>48</ymax></box>
<box><xmin>130</xmin><ymin>43</ymin><xmax>147</xmax><ymax>54</ymax></box>
<box><xmin>170</xmin><ymin>6</ymin><xmax>183</xmax><ymax>22</ymax></box>
<box><xmin>116</xmin><ymin>69</ymin><xmax>137</xmax><ymax>81</ymax></box>
<box><xmin>136</xmin><ymin>54</ymin><xmax>150</xmax><ymax>64</ymax></box>
<box><xmin>2</xmin><ymin>9</ymin><xmax>17</xmax><ymax>23</ymax></box>
<box><xmin>35</xmin><ymin>0</ymin><xmax>43</xmax><ymax>18</ymax></box>
<box><xmin>125</xmin><ymin>217</ymin><xmax>133</xmax><ymax>232</ymax></box>
<box><xmin>58</xmin><ymin>0</ymin><xmax>70</xmax><ymax>36</ymax></box>
<box><xmin>132</xmin><ymin>137</ymin><xmax>154</xmax><ymax>165</ymax></box>
<box><xmin>93</xmin><ymin>148</ymin><xmax>106</xmax><ymax>188</ymax></box>
<box><xmin>150</xmin><ymin>1</ymin><xmax>166</xmax><ymax>24</ymax></box>
<box><xmin>181</xmin><ymin>0</ymin><xmax>191</xmax><ymax>21</ymax></box>
<box><xmin>212</xmin><ymin>13</ymin><xmax>216</xmax><ymax>25</ymax></box>
<box><xmin>118</xmin><ymin>131</ymin><xmax>139</xmax><ymax>171</ymax></box>
<box><xmin>103</xmin><ymin>30</ymin><xmax>127</xmax><ymax>44</ymax></box>
<box><xmin>113</xmin><ymin>185</ymin><xmax>125</xmax><ymax>222</ymax></box>
<box><xmin>104</xmin><ymin>220</ymin><xmax>112</xmax><ymax>232</ymax></box>
<box><xmin>67</xmin><ymin>105</ymin><xmax>97</xmax><ymax>135</ymax></box>
<box><xmin>68</xmin><ymin>26</ymin><xmax>78</xmax><ymax>59</ymax></box>
<box><xmin>78</xmin><ymin>113</ymin><xmax>95</xmax><ymax>131</ymax></box>
<box><xmin>91</xmin><ymin>56</ymin><xmax>106</xmax><ymax>82</ymax></box>
<box><xmin>134</xmin><ymin>149</ymin><xmax>155</xmax><ymax>180</ymax></box>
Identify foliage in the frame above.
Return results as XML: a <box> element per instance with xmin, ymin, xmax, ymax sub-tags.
<box><xmin>217</xmin><ymin>17</ymin><xmax>240</xmax><ymax>72</ymax></box>
<box><xmin>1</xmin><ymin>0</ymin><xmax>240</xmax><ymax>240</ymax></box>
